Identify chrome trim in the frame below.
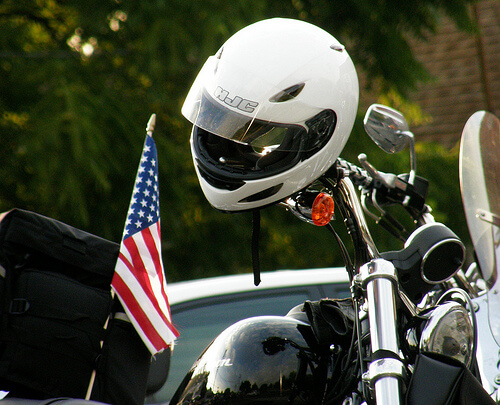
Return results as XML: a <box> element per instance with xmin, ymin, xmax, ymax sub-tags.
<box><xmin>358</xmin><ymin>259</ymin><xmax>398</xmax><ymax>288</ymax></box>
<box><xmin>421</xmin><ymin>238</ymin><xmax>465</xmax><ymax>284</ymax></box>
<box><xmin>368</xmin><ymin>358</ymin><xmax>406</xmax><ymax>384</ymax></box>
<box><xmin>419</xmin><ymin>301</ymin><xmax>474</xmax><ymax>367</ymax></box>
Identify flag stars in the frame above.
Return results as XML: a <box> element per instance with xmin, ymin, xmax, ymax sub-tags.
<box><xmin>122</xmin><ymin>135</ymin><xmax>162</xmax><ymax>236</ymax></box>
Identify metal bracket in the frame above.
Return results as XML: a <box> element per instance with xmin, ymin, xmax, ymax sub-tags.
<box><xmin>364</xmin><ymin>357</ymin><xmax>407</xmax><ymax>386</ymax></box>
<box><xmin>477</xmin><ymin>208</ymin><xmax>500</xmax><ymax>227</ymax></box>
<box><xmin>355</xmin><ymin>258</ymin><xmax>399</xmax><ymax>289</ymax></box>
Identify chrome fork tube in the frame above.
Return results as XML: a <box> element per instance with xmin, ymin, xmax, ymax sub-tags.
<box><xmin>358</xmin><ymin>258</ymin><xmax>405</xmax><ymax>404</ymax></box>
<box><xmin>338</xmin><ymin>176</ymin><xmax>405</xmax><ymax>403</ymax></box>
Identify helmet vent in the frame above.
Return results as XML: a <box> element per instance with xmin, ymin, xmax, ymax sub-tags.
<box><xmin>269</xmin><ymin>83</ymin><xmax>305</xmax><ymax>103</ymax></box>
<box><xmin>330</xmin><ymin>44</ymin><xmax>345</xmax><ymax>52</ymax></box>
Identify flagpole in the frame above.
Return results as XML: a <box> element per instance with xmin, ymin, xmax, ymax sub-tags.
<box><xmin>146</xmin><ymin>113</ymin><xmax>156</xmax><ymax>137</ymax></box>
<box><xmin>85</xmin><ymin>113</ymin><xmax>157</xmax><ymax>401</ymax></box>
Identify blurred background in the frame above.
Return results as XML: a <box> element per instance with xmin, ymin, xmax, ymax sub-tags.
<box><xmin>0</xmin><ymin>0</ymin><xmax>499</xmax><ymax>281</ymax></box>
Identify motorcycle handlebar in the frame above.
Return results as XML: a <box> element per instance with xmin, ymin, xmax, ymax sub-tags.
<box><xmin>336</xmin><ymin>158</ymin><xmax>374</xmax><ymax>188</ymax></box>
<box><xmin>334</xmin><ymin>158</ymin><xmax>432</xmax><ymax>225</ymax></box>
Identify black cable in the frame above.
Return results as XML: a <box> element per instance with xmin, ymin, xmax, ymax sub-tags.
<box><xmin>326</xmin><ymin>223</ymin><xmax>355</xmax><ymax>283</ymax></box>
<box><xmin>252</xmin><ymin>209</ymin><xmax>261</xmax><ymax>286</ymax></box>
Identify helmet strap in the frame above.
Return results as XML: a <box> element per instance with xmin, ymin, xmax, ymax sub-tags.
<box><xmin>252</xmin><ymin>209</ymin><xmax>261</xmax><ymax>286</ymax></box>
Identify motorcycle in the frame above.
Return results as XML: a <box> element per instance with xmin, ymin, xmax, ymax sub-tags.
<box><xmin>169</xmin><ymin>106</ymin><xmax>500</xmax><ymax>404</ymax></box>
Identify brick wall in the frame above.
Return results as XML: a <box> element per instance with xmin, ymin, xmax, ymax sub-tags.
<box><xmin>360</xmin><ymin>0</ymin><xmax>500</xmax><ymax>148</ymax></box>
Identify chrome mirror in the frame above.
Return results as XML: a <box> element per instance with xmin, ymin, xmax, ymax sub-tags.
<box><xmin>363</xmin><ymin>104</ymin><xmax>416</xmax><ymax>186</ymax></box>
<box><xmin>363</xmin><ymin>104</ymin><xmax>410</xmax><ymax>154</ymax></box>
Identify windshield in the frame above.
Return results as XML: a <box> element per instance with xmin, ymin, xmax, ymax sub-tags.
<box><xmin>459</xmin><ymin>111</ymin><xmax>500</xmax><ymax>288</ymax></box>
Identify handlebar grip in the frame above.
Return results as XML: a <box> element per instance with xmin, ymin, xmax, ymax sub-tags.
<box><xmin>336</xmin><ymin>158</ymin><xmax>373</xmax><ymax>187</ymax></box>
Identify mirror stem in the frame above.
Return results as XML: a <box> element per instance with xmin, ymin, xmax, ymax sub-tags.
<box><xmin>402</xmin><ymin>131</ymin><xmax>416</xmax><ymax>206</ymax></box>
<box><xmin>404</xmin><ymin>131</ymin><xmax>416</xmax><ymax>185</ymax></box>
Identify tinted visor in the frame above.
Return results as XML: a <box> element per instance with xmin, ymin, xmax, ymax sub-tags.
<box><xmin>185</xmin><ymin>90</ymin><xmax>305</xmax><ymax>154</ymax></box>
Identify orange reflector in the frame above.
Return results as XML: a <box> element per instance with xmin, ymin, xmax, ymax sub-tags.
<box><xmin>311</xmin><ymin>192</ymin><xmax>335</xmax><ymax>226</ymax></box>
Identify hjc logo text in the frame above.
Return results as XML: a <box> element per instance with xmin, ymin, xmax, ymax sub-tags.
<box><xmin>215</xmin><ymin>86</ymin><xmax>259</xmax><ymax>113</ymax></box>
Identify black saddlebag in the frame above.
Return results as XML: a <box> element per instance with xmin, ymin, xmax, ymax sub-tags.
<box><xmin>0</xmin><ymin>209</ymin><xmax>150</xmax><ymax>404</ymax></box>
<box><xmin>0</xmin><ymin>269</ymin><xmax>111</xmax><ymax>398</ymax></box>
<box><xmin>406</xmin><ymin>352</ymin><xmax>495</xmax><ymax>405</ymax></box>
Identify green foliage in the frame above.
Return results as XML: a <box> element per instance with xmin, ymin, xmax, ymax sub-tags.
<box><xmin>0</xmin><ymin>0</ymin><xmax>478</xmax><ymax>281</ymax></box>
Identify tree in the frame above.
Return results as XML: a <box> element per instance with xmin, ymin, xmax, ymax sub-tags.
<box><xmin>0</xmin><ymin>0</ymin><xmax>478</xmax><ymax>280</ymax></box>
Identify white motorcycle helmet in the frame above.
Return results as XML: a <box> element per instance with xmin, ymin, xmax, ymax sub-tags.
<box><xmin>182</xmin><ymin>18</ymin><xmax>359</xmax><ymax>212</ymax></box>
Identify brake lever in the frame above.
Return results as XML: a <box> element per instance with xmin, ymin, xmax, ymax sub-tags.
<box><xmin>361</xmin><ymin>190</ymin><xmax>408</xmax><ymax>242</ymax></box>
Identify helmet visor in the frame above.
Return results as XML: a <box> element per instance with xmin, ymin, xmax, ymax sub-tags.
<box><xmin>189</xmin><ymin>92</ymin><xmax>305</xmax><ymax>153</ymax></box>
<box><xmin>182</xmin><ymin>57</ymin><xmax>308</xmax><ymax>153</ymax></box>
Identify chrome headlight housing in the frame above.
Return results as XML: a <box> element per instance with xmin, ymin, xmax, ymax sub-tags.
<box><xmin>419</xmin><ymin>301</ymin><xmax>474</xmax><ymax>367</ymax></box>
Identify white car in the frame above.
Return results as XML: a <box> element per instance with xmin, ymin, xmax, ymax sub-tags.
<box><xmin>146</xmin><ymin>267</ymin><xmax>350</xmax><ymax>404</ymax></box>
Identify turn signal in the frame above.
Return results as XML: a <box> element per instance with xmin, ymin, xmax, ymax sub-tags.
<box><xmin>311</xmin><ymin>192</ymin><xmax>335</xmax><ymax>226</ymax></box>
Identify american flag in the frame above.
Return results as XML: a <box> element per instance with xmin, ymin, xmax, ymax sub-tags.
<box><xmin>111</xmin><ymin>116</ymin><xmax>179</xmax><ymax>354</ymax></box>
